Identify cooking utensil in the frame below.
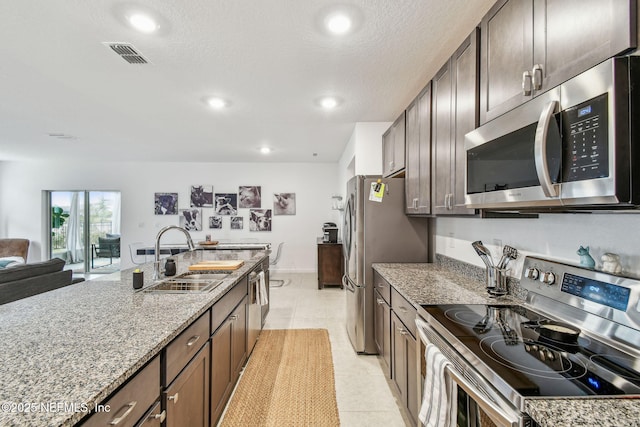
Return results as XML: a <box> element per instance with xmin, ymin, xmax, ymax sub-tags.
<box><xmin>521</xmin><ymin>320</ymin><xmax>581</xmax><ymax>343</ymax></box>
<box><xmin>472</xmin><ymin>240</ymin><xmax>494</xmax><ymax>267</ymax></box>
<box><xmin>498</xmin><ymin>245</ymin><xmax>519</xmax><ymax>269</ymax></box>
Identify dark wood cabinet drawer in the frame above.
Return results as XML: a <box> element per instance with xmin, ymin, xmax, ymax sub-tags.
<box><xmin>211</xmin><ymin>278</ymin><xmax>247</xmax><ymax>333</ymax></box>
<box><xmin>83</xmin><ymin>356</ymin><xmax>160</xmax><ymax>427</ymax></box>
<box><xmin>391</xmin><ymin>287</ymin><xmax>416</xmax><ymax>337</ymax></box>
<box><xmin>166</xmin><ymin>311</ymin><xmax>210</xmax><ymax>385</ymax></box>
<box><xmin>373</xmin><ymin>270</ymin><xmax>391</xmax><ymax>304</ymax></box>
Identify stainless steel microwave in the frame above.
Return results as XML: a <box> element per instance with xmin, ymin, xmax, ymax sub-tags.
<box><xmin>465</xmin><ymin>56</ymin><xmax>640</xmax><ymax>210</ymax></box>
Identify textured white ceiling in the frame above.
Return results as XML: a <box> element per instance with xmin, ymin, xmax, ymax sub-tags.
<box><xmin>0</xmin><ymin>0</ymin><xmax>495</xmax><ymax>163</ymax></box>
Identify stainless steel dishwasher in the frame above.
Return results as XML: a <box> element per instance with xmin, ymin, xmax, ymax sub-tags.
<box><xmin>247</xmin><ymin>268</ymin><xmax>264</xmax><ymax>354</ymax></box>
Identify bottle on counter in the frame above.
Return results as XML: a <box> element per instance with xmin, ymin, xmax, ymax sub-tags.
<box><xmin>164</xmin><ymin>259</ymin><xmax>176</xmax><ymax>276</ymax></box>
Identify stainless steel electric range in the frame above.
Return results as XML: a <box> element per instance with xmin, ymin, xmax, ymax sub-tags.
<box><xmin>416</xmin><ymin>256</ymin><xmax>640</xmax><ymax>427</ymax></box>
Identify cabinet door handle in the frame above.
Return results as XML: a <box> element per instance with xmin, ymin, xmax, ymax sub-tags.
<box><xmin>396</xmin><ymin>326</ymin><xmax>408</xmax><ymax>335</ymax></box>
<box><xmin>150</xmin><ymin>410</ymin><xmax>166</xmax><ymax>423</ymax></box>
<box><xmin>109</xmin><ymin>401</ymin><xmax>137</xmax><ymax>425</ymax></box>
<box><xmin>398</xmin><ymin>306</ymin><xmax>408</xmax><ymax>313</ymax></box>
<box><xmin>168</xmin><ymin>392</ymin><xmax>179</xmax><ymax>404</ymax></box>
<box><xmin>413</xmin><ymin>198</ymin><xmax>418</xmax><ymax>209</ymax></box>
<box><xmin>376</xmin><ymin>298</ymin><xmax>385</xmax><ymax>305</ymax></box>
<box><xmin>522</xmin><ymin>71</ymin><xmax>533</xmax><ymax>96</ymax></box>
<box><xmin>230</xmin><ymin>315</ymin><xmax>239</xmax><ymax>320</ymax></box>
<box><xmin>532</xmin><ymin>64</ymin><xmax>543</xmax><ymax>90</ymax></box>
<box><xmin>186</xmin><ymin>335</ymin><xmax>200</xmax><ymax>347</ymax></box>
<box><xmin>445</xmin><ymin>193</ymin><xmax>453</xmax><ymax>210</ymax></box>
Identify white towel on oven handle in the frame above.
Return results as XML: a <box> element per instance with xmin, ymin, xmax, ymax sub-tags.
<box><xmin>419</xmin><ymin>343</ymin><xmax>458</xmax><ymax>427</ymax></box>
<box><xmin>257</xmin><ymin>271</ymin><xmax>268</xmax><ymax>305</ymax></box>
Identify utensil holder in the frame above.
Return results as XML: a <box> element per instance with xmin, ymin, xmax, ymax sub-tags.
<box><xmin>487</xmin><ymin>267</ymin><xmax>508</xmax><ymax>297</ymax></box>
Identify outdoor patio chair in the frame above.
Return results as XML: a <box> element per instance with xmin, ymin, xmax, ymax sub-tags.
<box><xmin>91</xmin><ymin>236</ymin><xmax>121</xmax><ymax>268</ymax></box>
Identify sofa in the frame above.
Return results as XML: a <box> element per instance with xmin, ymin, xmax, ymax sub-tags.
<box><xmin>0</xmin><ymin>258</ymin><xmax>84</xmax><ymax>305</ymax></box>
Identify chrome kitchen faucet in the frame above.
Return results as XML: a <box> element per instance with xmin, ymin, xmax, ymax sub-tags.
<box><xmin>153</xmin><ymin>225</ymin><xmax>196</xmax><ymax>280</ymax></box>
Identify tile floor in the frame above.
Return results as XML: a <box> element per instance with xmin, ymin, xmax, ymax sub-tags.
<box><xmin>262</xmin><ymin>272</ymin><xmax>411</xmax><ymax>427</ymax></box>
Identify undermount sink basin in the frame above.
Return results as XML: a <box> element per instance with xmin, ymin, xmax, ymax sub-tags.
<box><xmin>141</xmin><ymin>272</ymin><xmax>230</xmax><ymax>293</ymax></box>
<box><xmin>176</xmin><ymin>272</ymin><xmax>232</xmax><ymax>281</ymax></box>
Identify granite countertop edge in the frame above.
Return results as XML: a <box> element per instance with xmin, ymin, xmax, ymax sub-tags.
<box><xmin>0</xmin><ymin>249</ymin><xmax>267</xmax><ymax>427</ymax></box>
<box><xmin>372</xmin><ymin>260</ymin><xmax>640</xmax><ymax>427</ymax></box>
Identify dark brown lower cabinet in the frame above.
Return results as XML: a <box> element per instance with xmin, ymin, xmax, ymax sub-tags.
<box><xmin>164</xmin><ymin>342</ymin><xmax>210</xmax><ymax>427</ymax></box>
<box><xmin>391</xmin><ymin>312</ymin><xmax>418</xmax><ymax>423</ymax></box>
<box><xmin>210</xmin><ymin>297</ymin><xmax>247</xmax><ymax>425</ymax></box>
<box><xmin>317</xmin><ymin>242</ymin><xmax>344</xmax><ymax>289</ymax></box>
<box><xmin>374</xmin><ymin>289</ymin><xmax>391</xmax><ymax>377</ymax></box>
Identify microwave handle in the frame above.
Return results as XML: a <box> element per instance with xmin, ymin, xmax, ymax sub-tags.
<box><xmin>534</xmin><ymin>101</ymin><xmax>560</xmax><ymax>198</ymax></box>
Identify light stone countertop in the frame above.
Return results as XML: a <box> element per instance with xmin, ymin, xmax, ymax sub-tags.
<box><xmin>0</xmin><ymin>249</ymin><xmax>267</xmax><ymax>427</ymax></box>
<box><xmin>372</xmin><ymin>261</ymin><xmax>640</xmax><ymax>427</ymax></box>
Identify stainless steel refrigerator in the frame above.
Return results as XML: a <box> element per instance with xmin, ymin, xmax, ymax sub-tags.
<box><xmin>342</xmin><ymin>175</ymin><xmax>429</xmax><ymax>354</ymax></box>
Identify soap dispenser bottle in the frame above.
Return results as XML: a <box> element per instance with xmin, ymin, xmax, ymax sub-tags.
<box><xmin>164</xmin><ymin>259</ymin><xmax>176</xmax><ymax>276</ymax></box>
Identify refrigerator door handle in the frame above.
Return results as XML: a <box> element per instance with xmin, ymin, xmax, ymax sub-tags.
<box><xmin>343</xmin><ymin>275</ymin><xmax>355</xmax><ymax>293</ymax></box>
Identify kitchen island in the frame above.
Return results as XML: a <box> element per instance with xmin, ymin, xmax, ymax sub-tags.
<box><xmin>373</xmin><ymin>260</ymin><xmax>640</xmax><ymax>427</ymax></box>
<box><xmin>0</xmin><ymin>249</ymin><xmax>268</xmax><ymax>427</ymax></box>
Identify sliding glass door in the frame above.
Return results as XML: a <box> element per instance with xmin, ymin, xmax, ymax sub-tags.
<box><xmin>48</xmin><ymin>191</ymin><xmax>121</xmax><ymax>274</ymax></box>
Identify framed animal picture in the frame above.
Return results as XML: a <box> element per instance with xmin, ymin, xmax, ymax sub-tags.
<box><xmin>208</xmin><ymin>216</ymin><xmax>223</xmax><ymax>229</ymax></box>
<box><xmin>230</xmin><ymin>216</ymin><xmax>243</xmax><ymax>230</ymax></box>
<box><xmin>154</xmin><ymin>192</ymin><xmax>178</xmax><ymax>215</ymax></box>
<box><xmin>179</xmin><ymin>208</ymin><xmax>203</xmax><ymax>231</ymax></box>
<box><xmin>190</xmin><ymin>185</ymin><xmax>213</xmax><ymax>207</ymax></box>
<box><xmin>273</xmin><ymin>192</ymin><xmax>296</xmax><ymax>215</ymax></box>
<box><xmin>238</xmin><ymin>186</ymin><xmax>261</xmax><ymax>208</ymax></box>
<box><xmin>249</xmin><ymin>209</ymin><xmax>271</xmax><ymax>231</ymax></box>
<box><xmin>214</xmin><ymin>193</ymin><xmax>238</xmax><ymax>215</ymax></box>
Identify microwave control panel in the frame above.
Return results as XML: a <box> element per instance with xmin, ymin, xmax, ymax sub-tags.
<box><xmin>562</xmin><ymin>93</ymin><xmax>609</xmax><ymax>182</ymax></box>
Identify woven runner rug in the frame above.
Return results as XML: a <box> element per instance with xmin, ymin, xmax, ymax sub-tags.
<box><xmin>219</xmin><ymin>328</ymin><xmax>340</xmax><ymax>426</ymax></box>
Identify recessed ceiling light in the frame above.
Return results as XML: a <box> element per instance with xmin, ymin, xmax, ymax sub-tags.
<box><xmin>206</xmin><ymin>97</ymin><xmax>227</xmax><ymax>109</ymax></box>
<box><xmin>319</xmin><ymin>97</ymin><xmax>339</xmax><ymax>110</ymax></box>
<box><xmin>260</xmin><ymin>147</ymin><xmax>271</xmax><ymax>154</ymax></box>
<box><xmin>128</xmin><ymin>13</ymin><xmax>158</xmax><ymax>33</ymax></box>
<box><xmin>326</xmin><ymin>13</ymin><xmax>352</xmax><ymax>35</ymax></box>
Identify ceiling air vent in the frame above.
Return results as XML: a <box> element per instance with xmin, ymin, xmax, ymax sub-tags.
<box><xmin>105</xmin><ymin>43</ymin><xmax>149</xmax><ymax>64</ymax></box>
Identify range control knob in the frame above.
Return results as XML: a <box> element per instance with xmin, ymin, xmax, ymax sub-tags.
<box><xmin>525</xmin><ymin>267</ymin><xmax>540</xmax><ymax>280</ymax></box>
<box><xmin>540</xmin><ymin>271</ymin><xmax>556</xmax><ymax>285</ymax></box>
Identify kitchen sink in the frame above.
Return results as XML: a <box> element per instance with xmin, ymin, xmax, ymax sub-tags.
<box><xmin>176</xmin><ymin>272</ymin><xmax>232</xmax><ymax>281</ymax></box>
<box><xmin>141</xmin><ymin>272</ymin><xmax>230</xmax><ymax>293</ymax></box>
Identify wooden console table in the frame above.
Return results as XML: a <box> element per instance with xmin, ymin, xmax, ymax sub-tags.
<box><xmin>317</xmin><ymin>239</ymin><xmax>344</xmax><ymax>289</ymax></box>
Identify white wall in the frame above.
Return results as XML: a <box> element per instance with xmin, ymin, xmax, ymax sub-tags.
<box><xmin>0</xmin><ymin>160</ymin><xmax>339</xmax><ymax>272</ymax></box>
<box><xmin>337</xmin><ymin>122</ymin><xmax>391</xmax><ymax>195</ymax></box>
<box><xmin>435</xmin><ymin>214</ymin><xmax>640</xmax><ymax>277</ymax></box>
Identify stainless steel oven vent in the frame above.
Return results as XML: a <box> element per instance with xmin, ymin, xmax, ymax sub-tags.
<box><xmin>105</xmin><ymin>43</ymin><xmax>149</xmax><ymax>64</ymax></box>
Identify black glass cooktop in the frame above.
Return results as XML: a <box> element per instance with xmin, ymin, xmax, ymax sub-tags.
<box><xmin>423</xmin><ymin>304</ymin><xmax>640</xmax><ymax>397</ymax></box>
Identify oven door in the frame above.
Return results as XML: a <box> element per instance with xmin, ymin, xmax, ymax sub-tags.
<box><xmin>416</xmin><ymin>318</ymin><xmax>522</xmax><ymax>427</ymax></box>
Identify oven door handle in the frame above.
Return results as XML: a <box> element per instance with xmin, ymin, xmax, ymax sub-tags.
<box><xmin>534</xmin><ymin>100</ymin><xmax>560</xmax><ymax>198</ymax></box>
<box><xmin>416</xmin><ymin>318</ymin><xmax>520</xmax><ymax>427</ymax></box>
<box><xmin>443</xmin><ymin>365</ymin><xmax>520</xmax><ymax>427</ymax></box>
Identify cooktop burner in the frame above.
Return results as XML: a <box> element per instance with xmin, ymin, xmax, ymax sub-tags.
<box><xmin>424</xmin><ymin>304</ymin><xmax>640</xmax><ymax>397</ymax></box>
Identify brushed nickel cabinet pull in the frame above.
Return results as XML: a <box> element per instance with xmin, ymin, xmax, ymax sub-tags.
<box><xmin>522</xmin><ymin>70</ymin><xmax>533</xmax><ymax>96</ymax></box>
<box><xmin>532</xmin><ymin>64</ymin><xmax>543</xmax><ymax>90</ymax></box>
<box><xmin>109</xmin><ymin>401</ymin><xmax>137</xmax><ymax>425</ymax></box>
<box><xmin>151</xmin><ymin>410</ymin><xmax>166</xmax><ymax>423</ymax></box>
<box><xmin>186</xmin><ymin>335</ymin><xmax>200</xmax><ymax>347</ymax></box>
